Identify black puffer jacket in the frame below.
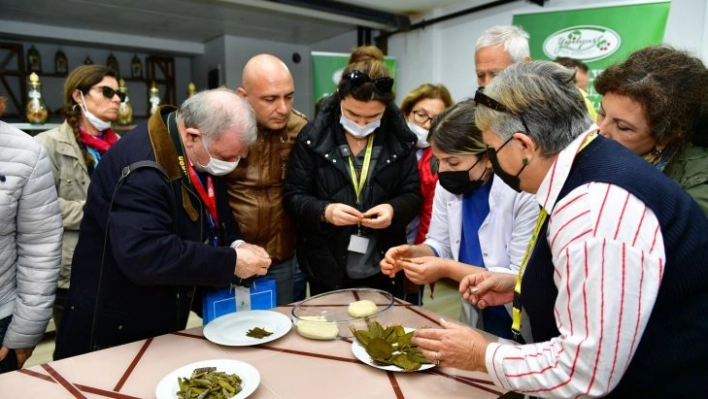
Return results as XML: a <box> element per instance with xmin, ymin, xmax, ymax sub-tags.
<box><xmin>284</xmin><ymin>95</ymin><xmax>422</xmax><ymax>287</ymax></box>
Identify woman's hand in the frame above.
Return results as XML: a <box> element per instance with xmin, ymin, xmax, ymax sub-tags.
<box><xmin>398</xmin><ymin>256</ymin><xmax>445</xmax><ymax>285</ymax></box>
<box><xmin>413</xmin><ymin>319</ymin><xmax>490</xmax><ymax>371</ymax></box>
<box><xmin>325</xmin><ymin>203</ymin><xmax>364</xmax><ymax>226</ymax></box>
<box><xmin>380</xmin><ymin>244</ymin><xmax>413</xmax><ymax>277</ymax></box>
<box><xmin>360</xmin><ymin>204</ymin><xmax>394</xmax><ymax>229</ymax></box>
<box><xmin>460</xmin><ymin>271</ymin><xmax>516</xmax><ymax>308</ymax></box>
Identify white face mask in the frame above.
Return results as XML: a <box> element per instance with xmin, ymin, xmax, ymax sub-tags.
<box><xmin>79</xmin><ymin>92</ymin><xmax>112</xmax><ymax>131</ymax></box>
<box><xmin>194</xmin><ymin>138</ymin><xmax>240</xmax><ymax>176</ymax></box>
<box><xmin>340</xmin><ymin>112</ymin><xmax>381</xmax><ymax>139</ymax></box>
<box><xmin>407</xmin><ymin>120</ymin><xmax>430</xmax><ymax>149</ymax></box>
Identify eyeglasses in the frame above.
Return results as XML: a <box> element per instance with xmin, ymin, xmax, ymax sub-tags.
<box><xmin>342</xmin><ymin>70</ymin><xmax>394</xmax><ymax>94</ymax></box>
<box><xmin>411</xmin><ymin>110</ymin><xmax>434</xmax><ymax>126</ymax></box>
<box><xmin>94</xmin><ymin>86</ymin><xmax>126</xmax><ymax>102</ymax></box>
<box><xmin>474</xmin><ymin>89</ymin><xmax>530</xmax><ymax>133</ymax></box>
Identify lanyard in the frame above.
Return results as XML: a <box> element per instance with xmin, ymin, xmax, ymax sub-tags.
<box><xmin>166</xmin><ymin>111</ymin><xmax>220</xmax><ymax>240</ymax></box>
<box><xmin>511</xmin><ymin>131</ymin><xmax>597</xmax><ymax>339</ymax></box>
<box><xmin>187</xmin><ymin>161</ymin><xmax>219</xmax><ymax>227</ymax></box>
<box><xmin>347</xmin><ymin>134</ymin><xmax>375</xmax><ymax>205</ymax></box>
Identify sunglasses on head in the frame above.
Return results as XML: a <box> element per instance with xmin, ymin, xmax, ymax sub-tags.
<box><xmin>474</xmin><ymin>89</ymin><xmax>530</xmax><ymax>133</ymax></box>
<box><xmin>94</xmin><ymin>85</ymin><xmax>127</xmax><ymax>102</ymax></box>
<box><xmin>343</xmin><ymin>70</ymin><xmax>394</xmax><ymax>94</ymax></box>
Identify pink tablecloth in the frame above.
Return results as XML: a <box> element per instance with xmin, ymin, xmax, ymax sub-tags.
<box><xmin>0</xmin><ymin>301</ymin><xmax>507</xmax><ymax>398</ymax></box>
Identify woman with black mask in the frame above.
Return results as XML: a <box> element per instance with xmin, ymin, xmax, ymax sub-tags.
<box><xmin>381</xmin><ymin>99</ymin><xmax>538</xmax><ymax>340</ymax></box>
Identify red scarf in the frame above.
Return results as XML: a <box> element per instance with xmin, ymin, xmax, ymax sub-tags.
<box><xmin>78</xmin><ymin>127</ymin><xmax>119</xmax><ymax>154</ymax></box>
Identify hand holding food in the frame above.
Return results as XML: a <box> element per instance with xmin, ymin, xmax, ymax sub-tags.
<box><xmin>380</xmin><ymin>244</ymin><xmax>414</xmax><ymax>277</ymax></box>
<box><xmin>360</xmin><ymin>204</ymin><xmax>394</xmax><ymax>229</ymax></box>
<box><xmin>234</xmin><ymin>245</ymin><xmax>272</xmax><ymax>278</ymax></box>
<box><xmin>324</xmin><ymin>203</ymin><xmax>364</xmax><ymax>226</ymax></box>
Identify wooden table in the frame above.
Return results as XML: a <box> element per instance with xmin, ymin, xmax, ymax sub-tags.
<box><xmin>0</xmin><ymin>301</ymin><xmax>508</xmax><ymax>398</ymax></box>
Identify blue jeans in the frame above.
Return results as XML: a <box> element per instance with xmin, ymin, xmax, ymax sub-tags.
<box><xmin>0</xmin><ymin>316</ymin><xmax>18</xmax><ymax>374</ymax></box>
<box><xmin>267</xmin><ymin>257</ymin><xmax>295</xmax><ymax>306</ymax></box>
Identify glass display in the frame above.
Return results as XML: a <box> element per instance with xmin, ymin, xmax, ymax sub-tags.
<box><xmin>117</xmin><ymin>78</ymin><xmax>133</xmax><ymax>125</ymax></box>
<box><xmin>26</xmin><ymin>72</ymin><xmax>48</xmax><ymax>124</ymax></box>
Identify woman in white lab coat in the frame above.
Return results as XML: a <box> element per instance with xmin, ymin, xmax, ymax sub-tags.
<box><xmin>381</xmin><ymin>99</ymin><xmax>538</xmax><ymax>340</ymax></box>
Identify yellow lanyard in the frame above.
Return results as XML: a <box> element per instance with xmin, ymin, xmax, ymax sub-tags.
<box><xmin>511</xmin><ymin>132</ymin><xmax>598</xmax><ymax>339</ymax></box>
<box><xmin>347</xmin><ymin>134</ymin><xmax>375</xmax><ymax>205</ymax></box>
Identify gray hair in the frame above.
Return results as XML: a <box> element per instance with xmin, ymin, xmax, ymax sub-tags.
<box><xmin>475</xmin><ymin>61</ymin><xmax>593</xmax><ymax>156</ymax></box>
<box><xmin>475</xmin><ymin>25</ymin><xmax>530</xmax><ymax>63</ymax></box>
<box><xmin>177</xmin><ymin>88</ymin><xmax>257</xmax><ymax>148</ymax></box>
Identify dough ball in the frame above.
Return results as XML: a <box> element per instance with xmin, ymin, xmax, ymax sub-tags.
<box><xmin>296</xmin><ymin>315</ymin><xmax>339</xmax><ymax>340</ymax></box>
<box><xmin>348</xmin><ymin>299</ymin><xmax>378</xmax><ymax>318</ymax></box>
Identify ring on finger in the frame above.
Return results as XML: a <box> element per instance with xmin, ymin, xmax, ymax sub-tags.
<box><xmin>434</xmin><ymin>350</ymin><xmax>440</xmax><ymax>366</ymax></box>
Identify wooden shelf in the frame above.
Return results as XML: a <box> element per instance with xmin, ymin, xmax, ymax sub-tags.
<box><xmin>1</xmin><ymin>41</ymin><xmax>177</xmax><ymax>120</ymax></box>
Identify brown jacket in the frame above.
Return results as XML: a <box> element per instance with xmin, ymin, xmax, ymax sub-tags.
<box><xmin>226</xmin><ymin>110</ymin><xmax>307</xmax><ymax>264</ymax></box>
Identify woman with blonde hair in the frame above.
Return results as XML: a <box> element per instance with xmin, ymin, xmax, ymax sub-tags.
<box><xmin>285</xmin><ymin>59</ymin><xmax>421</xmax><ymax>297</ymax></box>
<box><xmin>35</xmin><ymin>65</ymin><xmax>122</xmax><ymax>328</ymax></box>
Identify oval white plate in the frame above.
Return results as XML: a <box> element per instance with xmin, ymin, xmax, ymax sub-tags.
<box><xmin>351</xmin><ymin>328</ymin><xmax>435</xmax><ymax>372</ymax></box>
<box><xmin>155</xmin><ymin>359</ymin><xmax>260</xmax><ymax>399</ymax></box>
<box><xmin>203</xmin><ymin>310</ymin><xmax>292</xmax><ymax>346</ymax></box>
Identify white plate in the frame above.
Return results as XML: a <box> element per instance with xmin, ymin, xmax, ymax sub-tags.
<box><xmin>351</xmin><ymin>328</ymin><xmax>435</xmax><ymax>372</ymax></box>
<box><xmin>203</xmin><ymin>310</ymin><xmax>292</xmax><ymax>346</ymax></box>
<box><xmin>155</xmin><ymin>359</ymin><xmax>260</xmax><ymax>399</ymax></box>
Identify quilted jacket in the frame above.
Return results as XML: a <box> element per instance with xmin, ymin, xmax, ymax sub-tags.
<box><xmin>0</xmin><ymin>121</ymin><xmax>62</xmax><ymax>349</ymax></box>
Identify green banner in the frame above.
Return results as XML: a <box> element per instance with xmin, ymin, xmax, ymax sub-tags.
<box><xmin>311</xmin><ymin>51</ymin><xmax>397</xmax><ymax>108</ymax></box>
<box><xmin>512</xmin><ymin>1</ymin><xmax>670</xmax><ymax>110</ymax></box>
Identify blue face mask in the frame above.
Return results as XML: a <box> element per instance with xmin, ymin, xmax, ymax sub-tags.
<box><xmin>340</xmin><ymin>111</ymin><xmax>380</xmax><ymax>139</ymax></box>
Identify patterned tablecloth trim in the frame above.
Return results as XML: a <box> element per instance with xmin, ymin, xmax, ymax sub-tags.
<box><xmin>114</xmin><ymin>337</ymin><xmax>153</xmax><ymax>391</ymax></box>
<box><xmin>41</xmin><ymin>363</ymin><xmax>88</xmax><ymax>398</ymax></box>
<box><xmin>18</xmin><ymin>368</ymin><xmax>142</xmax><ymax>398</ymax></box>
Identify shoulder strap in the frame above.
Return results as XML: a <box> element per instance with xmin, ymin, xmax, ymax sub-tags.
<box><xmin>120</xmin><ymin>160</ymin><xmax>169</xmax><ymax>183</ymax></box>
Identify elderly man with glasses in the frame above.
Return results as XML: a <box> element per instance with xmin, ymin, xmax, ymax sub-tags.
<box><xmin>413</xmin><ymin>61</ymin><xmax>708</xmax><ymax>397</ymax></box>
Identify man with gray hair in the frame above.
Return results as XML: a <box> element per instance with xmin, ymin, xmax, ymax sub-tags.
<box><xmin>54</xmin><ymin>88</ymin><xmax>272</xmax><ymax>359</ymax></box>
<box><xmin>475</xmin><ymin>25</ymin><xmax>530</xmax><ymax>88</ymax></box>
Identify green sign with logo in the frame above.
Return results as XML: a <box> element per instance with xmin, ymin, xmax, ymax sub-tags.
<box><xmin>311</xmin><ymin>51</ymin><xmax>397</xmax><ymax>110</ymax></box>
<box><xmin>512</xmin><ymin>1</ymin><xmax>670</xmax><ymax>110</ymax></box>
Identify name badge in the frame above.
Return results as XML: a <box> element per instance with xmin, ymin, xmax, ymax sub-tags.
<box><xmin>348</xmin><ymin>234</ymin><xmax>370</xmax><ymax>254</ymax></box>
<box><xmin>235</xmin><ymin>285</ymin><xmax>251</xmax><ymax>312</ymax></box>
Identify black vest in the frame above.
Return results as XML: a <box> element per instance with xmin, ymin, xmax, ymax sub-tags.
<box><xmin>522</xmin><ymin>136</ymin><xmax>708</xmax><ymax>397</ymax></box>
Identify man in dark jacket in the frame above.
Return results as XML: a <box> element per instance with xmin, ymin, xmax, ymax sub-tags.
<box><xmin>54</xmin><ymin>89</ymin><xmax>272</xmax><ymax>359</ymax></box>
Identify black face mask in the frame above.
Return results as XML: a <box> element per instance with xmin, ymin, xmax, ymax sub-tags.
<box><xmin>438</xmin><ymin>157</ymin><xmax>488</xmax><ymax>195</ymax></box>
<box><xmin>486</xmin><ymin>136</ymin><xmax>527</xmax><ymax>193</ymax></box>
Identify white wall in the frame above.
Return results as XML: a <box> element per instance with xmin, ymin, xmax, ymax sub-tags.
<box><xmin>219</xmin><ymin>36</ymin><xmax>312</xmax><ymax>117</ymax></box>
<box><xmin>388</xmin><ymin>0</ymin><xmax>708</xmax><ymax>103</ymax></box>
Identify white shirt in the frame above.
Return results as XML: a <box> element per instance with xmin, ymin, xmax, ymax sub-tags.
<box><xmin>485</xmin><ymin>128</ymin><xmax>666</xmax><ymax>398</ymax></box>
<box><xmin>424</xmin><ymin>176</ymin><xmax>538</xmax><ymax>334</ymax></box>
<box><xmin>424</xmin><ymin>175</ymin><xmax>538</xmax><ymax>272</ymax></box>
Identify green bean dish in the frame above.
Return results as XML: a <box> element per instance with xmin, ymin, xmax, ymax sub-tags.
<box><xmin>176</xmin><ymin>366</ymin><xmax>243</xmax><ymax>399</ymax></box>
